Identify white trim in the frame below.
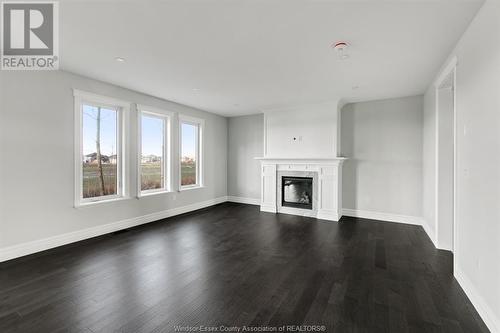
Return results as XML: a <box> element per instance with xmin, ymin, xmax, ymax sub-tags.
<box><xmin>260</xmin><ymin>204</ymin><xmax>277</xmax><ymax>213</ymax></box>
<box><xmin>421</xmin><ymin>219</ymin><xmax>437</xmax><ymax>247</ymax></box>
<box><xmin>178</xmin><ymin>115</ymin><xmax>205</xmax><ymax>190</ymax></box>
<box><xmin>136</xmin><ymin>105</ymin><xmax>173</xmax><ymax>196</ymax></box>
<box><xmin>1</xmin><ymin>199</ymin><xmax>440</xmax><ymax>262</ymax></box>
<box><xmin>279</xmin><ymin>206</ymin><xmax>317</xmax><ymax>218</ymax></box>
<box><xmin>73</xmin><ymin>89</ymin><xmax>130</xmax><ymax>108</ymax></box>
<box><xmin>178</xmin><ymin>114</ymin><xmax>204</xmax><ymax>124</ymax></box>
<box><xmin>452</xmin><ymin>65</ymin><xmax>458</xmax><ymax>273</ymax></box>
<box><xmin>136</xmin><ymin>104</ymin><xmax>174</xmax><ymax>118</ymax></box>
<box><xmin>342</xmin><ymin>208</ymin><xmax>423</xmax><ymax>226</ymax></box>
<box><xmin>343</xmin><ymin>209</ymin><xmax>437</xmax><ymax>245</ymax></box>
<box><xmin>434</xmin><ymin>89</ymin><xmax>439</xmax><ymax>245</ymax></box>
<box><xmin>137</xmin><ymin>190</ymin><xmax>172</xmax><ymax>198</ymax></box>
<box><xmin>434</xmin><ymin>58</ymin><xmax>458</xmax><ymax>262</ymax></box>
<box><xmin>0</xmin><ymin>196</ymin><xmax>227</xmax><ymax>263</ymax></box>
<box><xmin>455</xmin><ymin>268</ymin><xmax>500</xmax><ymax>333</ymax></box>
<box><xmin>74</xmin><ymin>94</ymin><xmax>81</xmax><ymax>207</ymax></box>
<box><xmin>255</xmin><ymin>158</ymin><xmax>347</xmax><ymax>167</ymax></box>
<box><xmin>227</xmin><ymin>196</ymin><xmax>261</xmax><ymax>205</ymax></box>
<box><xmin>317</xmin><ymin>209</ymin><xmax>342</xmax><ymax>222</ymax></box>
<box><xmin>179</xmin><ymin>185</ymin><xmax>205</xmax><ymax>192</ymax></box>
<box><xmin>75</xmin><ymin>196</ymin><xmax>131</xmax><ymax>208</ymax></box>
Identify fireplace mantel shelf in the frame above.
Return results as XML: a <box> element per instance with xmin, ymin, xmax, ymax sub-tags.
<box><xmin>255</xmin><ymin>157</ymin><xmax>347</xmax><ymax>161</ymax></box>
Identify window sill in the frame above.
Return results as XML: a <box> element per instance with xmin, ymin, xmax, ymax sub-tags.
<box><xmin>179</xmin><ymin>185</ymin><xmax>205</xmax><ymax>192</ymax></box>
<box><xmin>138</xmin><ymin>190</ymin><xmax>173</xmax><ymax>198</ymax></box>
<box><xmin>75</xmin><ymin>196</ymin><xmax>130</xmax><ymax>208</ymax></box>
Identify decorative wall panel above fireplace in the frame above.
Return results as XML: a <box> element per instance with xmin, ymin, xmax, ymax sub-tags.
<box><xmin>255</xmin><ymin>157</ymin><xmax>346</xmax><ymax>221</ymax></box>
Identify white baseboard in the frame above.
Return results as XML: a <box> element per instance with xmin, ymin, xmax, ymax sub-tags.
<box><xmin>0</xmin><ymin>196</ymin><xmax>228</xmax><ymax>263</ymax></box>
<box><xmin>342</xmin><ymin>208</ymin><xmax>423</xmax><ymax>226</ymax></box>
<box><xmin>260</xmin><ymin>204</ymin><xmax>277</xmax><ymax>213</ymax></box>
<box><xmin>455</xmin><ymin>268</ymin><xmax>500</xmax><ymax>333</ymax></box>
<box><xmin>421</xmin><ymin>219</ymin><xmax>437</xmax><ymax>247</ymax></box>
<box><xmin>316</xmin><ymin>209</ymin><xmax>341</xmax><ymax>222</ymax></box>
<box><xmin>227</xmin><ymin>196</ymin><xmax>260</xmax><ymax>205</ymax></box>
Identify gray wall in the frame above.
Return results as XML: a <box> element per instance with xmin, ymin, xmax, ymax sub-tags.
<box><xmin>423</xmin><ymin>0</ymin><xmax>500</xmax><ymax>327</ymax></box>
<box><xmin>227</xmin><ymin>114</ymin><xmax>263</xmax><ymax>200</ymax></box>
<box><xmin>0</xmin><ymin>70</ymin><xmax>227</xmax><ymax>249</ymax></box>
<box><xmin>341</xmin><ymin>96</ymin><xmax>423</xmax><ymax>217</ymax></box>
<box><xmin>264</xmin><ymin>102</ymin><xmax>339</xmax><ymax>158</ymax></box>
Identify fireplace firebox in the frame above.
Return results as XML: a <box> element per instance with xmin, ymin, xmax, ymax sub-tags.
<box><xmin>281</xmin><ymin>176</ymin><xmax>313</xmax><ymax>210</ymax></box>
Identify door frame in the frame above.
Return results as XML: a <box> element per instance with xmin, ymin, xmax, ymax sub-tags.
<box><xmin>434</xmin><ymin>56</ymin><xmax>458</xmax><ymax>269</ymax></box>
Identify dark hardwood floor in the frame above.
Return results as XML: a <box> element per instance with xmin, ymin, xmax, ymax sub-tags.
<box><xmin>0</xmin><ymin>203</ymin><xmax>489</xmax><ymax>333</ymax></box>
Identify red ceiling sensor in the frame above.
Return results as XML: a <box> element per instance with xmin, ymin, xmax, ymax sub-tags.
<box><xmin>332</xmin><ymin>41</ymin><xmax>350</xmax><ymax>59</ymax></box>
<box><xmin>333</xmin><ymin>41</ymin><xmax>349</xmax><ymax>49</ymax></box>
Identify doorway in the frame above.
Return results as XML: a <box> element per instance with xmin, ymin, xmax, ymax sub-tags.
<box><xmin>435</xmin><ymin>61</ymin><xmax>456</xmax><ymax>254</ymax></box>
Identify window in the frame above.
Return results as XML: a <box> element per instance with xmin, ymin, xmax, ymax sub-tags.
<box><xmin>179</xmin><ymin>115</ymin><xmax>203</xmax><ymax>189</ymax></box>
<box><xmin>138</xmin><ymin>106</ymin><xmax>171</xmax><ymax>196</ymax></box>
<box><xmin>74</xmin><ymin>90</ymin><xmax>129</xmax><ymax>206</ymax></box>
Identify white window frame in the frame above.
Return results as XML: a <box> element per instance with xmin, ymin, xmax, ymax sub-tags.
<box><xmin>73</xmin><ymin>89</ymin><xmax>130</xmax><ymax>207</ymax></box>
<box><xmin>137</xmin><ymin>105</ymin><xmax>173</xmax><ymax>197</ymax></box>
<box><xmin>179</xmin><ymin>115</ymin><xmax>204</xmax><ymax>190</ymax></box>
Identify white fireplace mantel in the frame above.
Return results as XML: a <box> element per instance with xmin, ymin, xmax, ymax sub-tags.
<box><xmin>255</xmin><ymin>157</ymin><xmax>347</xmax><ymax>163</ymax></box>
<box><xmin>255</xmin><ymin>157</ymin><xmax>347</xmax><ymax>221</ymax></box>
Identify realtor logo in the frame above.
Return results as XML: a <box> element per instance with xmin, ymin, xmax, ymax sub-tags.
<box><xmin>1</xmin><ymin>1</ymin><xmax>59</xmax><ymax>70</ymax></box>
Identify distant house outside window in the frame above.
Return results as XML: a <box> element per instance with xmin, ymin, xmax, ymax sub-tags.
<box><xmin>82</xmin><ymin>105</ymin><xmax>118</xmax><ymax>198</ymax></box>
<box><xmin>74</xmin><ymin>90</ymin><xmax>129</xmax><ymax>206</ymax></box>
<box><xmin>138</xmin><ymin>107</ymin><xmax>171</xmax><ymax>196</ymax></box>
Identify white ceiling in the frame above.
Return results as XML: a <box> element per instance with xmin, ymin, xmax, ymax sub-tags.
<box><xmin>60</xmin><ymin>0</ymin><xmax>483</xmax><ymax>116</ymax></box>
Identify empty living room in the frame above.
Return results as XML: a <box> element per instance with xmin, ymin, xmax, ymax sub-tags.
<box><xmin>1</xmin><ymin>0</ymin><xmax>499</xmax><ymax>332</ymax></box>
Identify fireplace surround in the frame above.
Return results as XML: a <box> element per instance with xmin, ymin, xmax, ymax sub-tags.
<box><xmin>256</xmin><ymin>157</ymin><xmax>346</xmax><ymax>221</ymax></box>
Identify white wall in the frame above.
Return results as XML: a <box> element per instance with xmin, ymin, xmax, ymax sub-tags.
<box><xmin>341</xmin><ymin>96</ymin><xmax>423</xmax><ymax>218</ymax></box>
<box><xmin>423</xmin><ymin>1</ymin><xmax>500</xmax><ymax>330</ymax></box>
<box><xmin>227</xmin><ymin>114</ymin><xmax>263</xmax><ymax>200</ymax></box>
<box><xmin>264</xmin><ymin>101</ymin><xmax>339</xmax><ymax>158</ymax></box>
<box><xmin>0</xmin><ymin>70</ymin><xmax>227</xmax><ymax>253</ymax></box>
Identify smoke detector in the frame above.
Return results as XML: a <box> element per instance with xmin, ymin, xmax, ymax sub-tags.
<box><xmin>332</xmin><ymin>41</ymin><xmax>350</xmax><ymax>60</ymax></box>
